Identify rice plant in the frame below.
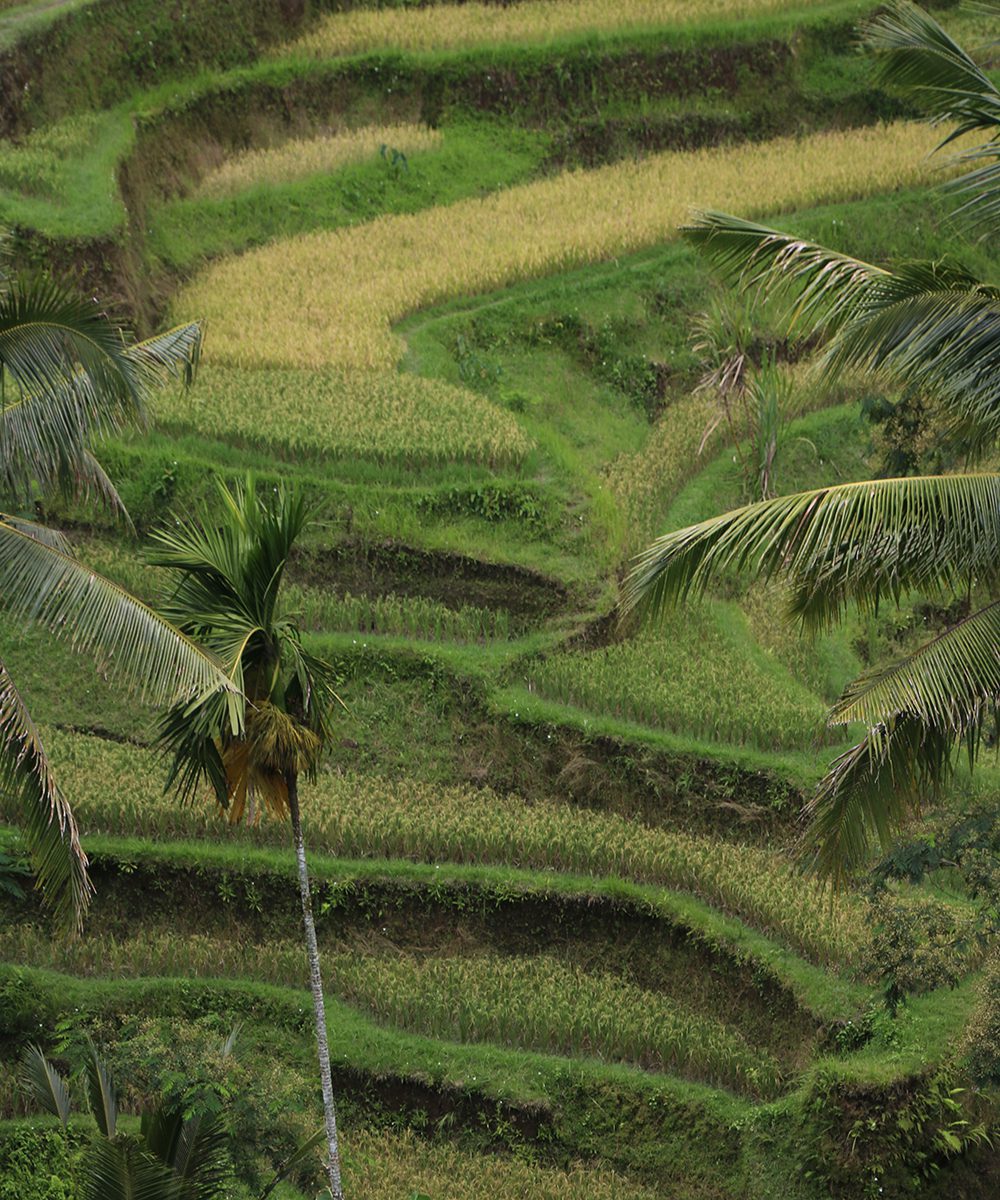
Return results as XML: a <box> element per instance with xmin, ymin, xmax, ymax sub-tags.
<box><xmin>290</xmin><ymin>0</ymin><xmax>832</xmax><ymax>58</ymax></box>
<box><xmin>155</xmin><ymin>364</ymin><xmax>532</xmax><ymax>465</ymax></box>
<box><xmin>525</xmin><ymin>603</ymin><xmax>832</xmax><ymax>751</ymax></box>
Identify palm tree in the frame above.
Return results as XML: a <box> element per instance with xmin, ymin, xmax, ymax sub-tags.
<box><xmin>149</xmin><ymin>476</ymin><xmax>346</xmax><ymax>1200</ymax></box>
<box><xmin>622</xmin><ymin>1</ymin><xmax>1000</xmax><ymax>884</ymax></box>
<box><xmin>0</xmin><ymin>272</ymin><xmax>239</xmax><ymax>930</ymax></box>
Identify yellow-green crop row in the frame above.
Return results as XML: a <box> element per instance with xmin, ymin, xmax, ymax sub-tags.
<box><xmin>194</xmin><ymin>123</ymin><xmax>443</xmax><ymax>199</ymax></box>
<box><xmin>0</xmin><ymin>112</ymin><xmax>105</xmax><ymax>197</ymax></box>
<box><xmin>285</xmin><ymin>586</ymin><xmax>514</xmax><ymax>641</ymax></box>
<box><xmin>30</xmin><ymin>729</ymin><xmax>865</xmax><ymax>964</ymax></box>
<box><xmin>525</xmin><ymin>603</ymin><xmax>832</xmax><ymax>751</ymax></box>
<box><xmin>288</xmin><ymin>0</ymin><xmax>828</xmax><ymax>58</ymax></box>
<box><xmin>333</xmin><ymin>952</ymin><xmax>784</xmax><ymax>1097</ymax></box>
<box><xmin>0</xmin><ymin>924</ymin><xmax>780</xmax><ymax>1095</ymax></box>
<box><xmin>156</xmin><ymin>364</ymin><xmax>532</xmax><ymax>465</ymax></box>
<box><xmin>177</xmin><ymin>122</ymin><xmax>944</xmax><ymax>375</ymax></box>
<box><xmin>343</xmin><ymin>1129</ymin><xmax>661</xmax><ymax>1200</ymax></box>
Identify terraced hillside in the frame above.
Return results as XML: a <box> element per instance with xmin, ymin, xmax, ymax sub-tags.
<box><xmin>1</xmin><ymin>0</ymin><xmax>1000</xmax><ymax>1197</ymax></box>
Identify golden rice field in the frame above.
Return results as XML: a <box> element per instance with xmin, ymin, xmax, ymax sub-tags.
<box><xmin>156</xmin><ymin>364</ymin><xmax>532</xmax><ymax>464</ymax></box>
<box><xmin>287</xmin><ymin>0</ymin><xmax>814</xmax><ymax>57</ymax></box>
<box><xmin>526</xmin><ymin>604</ymin><xmax>832</xmax><ymax>752</ymax></box>
<box><xmin>194</xmin><ymin>123</ymin><xmax>443</xmax><ymax>199</ymax></box>
<box><xmin>177</xmin><ymin>121</ymin><xmax>944</xmax><ymax>374</ymax></box>
<box><xmin>30</xmin><ymin>728</ymin><xmax>865</xmax><ymax>964</ymax></box>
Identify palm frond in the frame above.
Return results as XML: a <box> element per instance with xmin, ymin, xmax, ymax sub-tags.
<box><xmin>80</xmin><ymin>1137</ymin><xmax>181</xmax><ymax>1200</ymax></box>
<box><xmin>142</xmin><ymin>1105</ymin><xmax>230</xmax><ymax>1200</ymax></box>
<box><xmin>832</xmin><ymin>598</ymin><xmax>1000</xmax><ymax>729</ymax></box>
<box><xmin>0</xmin><ymin>657</ymin><xmax>91</xmax><ymax>928</ymax></box>
<box><xmin>258</xmin><ymin>1129</ymin><xmax>325</xmax><ymax>1200</ymax></box>
<box><xmin>0</xmin><ymin>512</ymin><xmax>70</xmax><ymax>552</ymax></box>
<box><xmin>85</xmin><ymin>1041</ymin><xmax>118</xmax><ymax>1139</ymax></box>
<box><xmin>863</xmin><ymin>1</ymin><xmax>1000</xmax><ymax>230</ymax></box>
<box><xmin>0</xmin><ymin>520</ymin><xmax>240</xmax><ymax>713</ymax></box>
<box><xmin>864</xmin><ymin>0</ymin><xmax>1000</xmax><ymax>137</ymax></box>
<box><xmin>682</xmin><ymin>212</ymin><xmax>888</xmax><ymax>335</ymax></box>
<box><xmin>19</xmin><ymin>1044</ymin><xmax>71</xmax><ymax>1127</ymax></box>
<box><xmin>0</xmin><ymin>278</ymin><xmax>201</xmax><ymax>502</ymax></box>
<box><xmin>622</xmin><ymin>473</ymin><xmax>1000</xmax><ymax>629</ymax></box>
<box><xmin>800</xmin><ymin>715</ymin><xmax>954</xmax><ymax>885</ymax></box>
<box><xmin>827</xmin><ymin>285</ymin><xmax>1000</xmax><ymax>452</ymax></box>
<box><xmin>171</xmin><ymin>1114</ymin><xmax>230</xmax><ymax>1200</ymax></box>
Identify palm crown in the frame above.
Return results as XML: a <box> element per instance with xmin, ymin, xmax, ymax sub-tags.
<box><xmin>623</xmin><ymin>0</ymin><xmax>1000</xmax><ymax>883</ymax></box>
<box><xmin>150</xmin><ymin>475</ymin><xmax>340</xmax><ymax>820</ymax></box>
<box><xmin>0</xmin><ymin>273</ymin><xmax>239</xmax><ymax>928</ymax></box>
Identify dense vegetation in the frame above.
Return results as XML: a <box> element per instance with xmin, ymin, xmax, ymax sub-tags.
<box><xmin>1</xmin><ymin>0</ymin><xmax>999</xmax><ymax>1197</ymax></box>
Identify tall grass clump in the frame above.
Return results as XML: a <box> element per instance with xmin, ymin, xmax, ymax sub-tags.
<box><xmin>176</xmin><ymin>122</ymin><xmax>944</xmax><ymax>375</ymax></box>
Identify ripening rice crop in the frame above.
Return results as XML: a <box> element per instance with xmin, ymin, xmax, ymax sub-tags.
<box><xmin>526</xmin><ymin>603</ymin><xmax>832</xmax><ymax>751</ymax></box>
<box><xmin>331</xmin><ymin>953</ymin><xmax>784</xmax><ymax>1096</ymax></box>
<box><xmin>289</xmin><ymin>0</ymin><xmax>825</xmax><ymax>58</ymax></box>
<box><xmin>176</xmin><ymin>122</ymin><xmax>943</xmax><ymax>374</ymax></box>
<box><xmin>194</xmin><ymin>123</ymin><xmax>443</xmax><ymax>199</ymax></box>
<box><xmin>35</xmin><ymin>728</ymin><xmax>865</xmax><ymax>964</ymax></box>
<box><xmin>285</xmin><ymin>587</ymin><xmax>513</xmax><ymax>641</ymax></box>
<box><xmin>155</xmin><ymin>364</ymin><xmax>532</xmax><ymax>465</ymax></box>
<box><xmin>342</xmin><ymin>1129</ymin><xmax>662</xmax><ymax>1200</ymax></box>
<box><xmin>0</xmin><ymin>112</ymin><xmax>105</xmax><ymax>197</ymax></box>
<box><xmin>0</xmin><ymin>925</ymin><xmax>779</xmax><ymax>1094</ymax></box>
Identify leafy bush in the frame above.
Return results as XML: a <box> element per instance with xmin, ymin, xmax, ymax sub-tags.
<box><xmin>961</xmin><ymin>953</ymin><xmax>1000</xmax><ymax>1085</ymax></box>
<box><xmin>859</xmin><ymin>896</ymin><xmax>974</xmax><ymax>1013</ymax></box>
<box><xmin>0</xmin><ymin>1124</ymin><xmax>78</xmax><ymax>1200</ymax></box>
<box><xmin>801</xmin><ymin>1065</ymin><xmax>990</xmax><ymax>1198</ymax></box>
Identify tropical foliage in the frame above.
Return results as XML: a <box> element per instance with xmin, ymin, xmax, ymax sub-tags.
<box><xmin>0</xmin><ymin>274</ymin><xmax>236</xmax><ymax>929</ymax></box>
<box><xmin>18</xmin><ymin>1034</ymin><xmax>318</xmax><ymax>1200</ymax></box>
<box><xmin>623</xmin><ymin>0</ymin><xmax>1000</xmax><ymax>882</ymax></box>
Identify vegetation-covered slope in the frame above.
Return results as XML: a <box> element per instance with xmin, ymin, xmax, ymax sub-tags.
<box><xmin>2</xmin><ymin>1</ymin><xmax>1000</xmax><ymax>1198</ymax></box>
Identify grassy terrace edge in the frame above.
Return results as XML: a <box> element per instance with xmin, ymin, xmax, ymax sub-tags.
<box><xmin>61</xmin><ymin>831</ymin><xmax>870</xmax><ymax>1021</ymax></box>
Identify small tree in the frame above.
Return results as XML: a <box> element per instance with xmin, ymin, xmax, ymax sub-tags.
<box><xmin>151</xmin><ymin>476</ymin><xmax>346</xmax><ymax>1199</ymax></box>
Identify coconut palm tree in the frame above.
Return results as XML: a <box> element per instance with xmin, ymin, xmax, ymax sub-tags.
<box><xmin>0</xmin><ymin>273</ymin><xmax>239</xmax><ymax>930</ymax></box>
<box><xmin>622</xmin><ymin>1</ymin><xmax>1000</xmax><ymax>884</ymax></box>
<box><xmin>150</xmin><ymin>476</ymin><xmax>346</xmax><ymax>1200</ymax></box>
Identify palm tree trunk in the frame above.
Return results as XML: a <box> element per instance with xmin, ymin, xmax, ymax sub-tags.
<box><xmin>287</xmin><ymin>772</ymin><xmax>344</xmax><ymax>1200</ymax></box>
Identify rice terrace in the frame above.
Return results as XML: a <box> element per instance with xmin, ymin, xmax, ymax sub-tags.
<box><xmin>1</xmin><ymin>0</ymin><xmax>1000</xmax><ymax>1196</ymax></box>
